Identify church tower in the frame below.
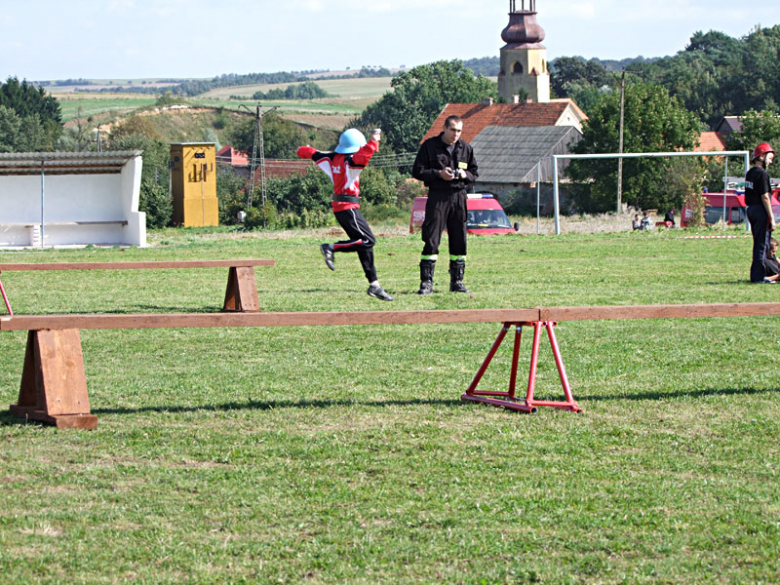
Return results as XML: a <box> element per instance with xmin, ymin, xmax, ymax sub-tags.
<box><xmin>498</xmin><ymin>0</ymin><xmax>550</xmax><ymax>103</ymax></box>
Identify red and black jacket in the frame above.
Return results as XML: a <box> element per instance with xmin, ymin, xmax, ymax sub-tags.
<box><xmin>297</xmin><ymin>140</ymin><xmax>378</xmax><ymax>212</ymax></box>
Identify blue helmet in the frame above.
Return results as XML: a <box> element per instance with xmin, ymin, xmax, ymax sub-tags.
<box><xmin>335</xmin><ymin>129</ymin><xmax>367</xmax><ymax>154</ymax></box>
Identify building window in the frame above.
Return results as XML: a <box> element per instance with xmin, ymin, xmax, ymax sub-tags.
<box><xmin>513</xmin><ymin>62</ymin><xmax>523</xmax><ymax>74</ymax></box>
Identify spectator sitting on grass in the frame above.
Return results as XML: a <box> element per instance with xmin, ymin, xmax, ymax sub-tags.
<box><xmin>763</xmin><ymin>237</ymin><xmax>780</xmax><ymax>283</ymax></box>
<box><xmin>640</xmin><ymin>212</ymin><xmax>653</xmax><ymax>230</ymax></box>
<box><xmin>632</xmin><ymin>214</ymin><xmax>641</xmax><ymax>230</ymax></box>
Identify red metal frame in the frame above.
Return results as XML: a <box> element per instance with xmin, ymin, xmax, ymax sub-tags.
<box><xmin>0</xmin><ymin>272</ymin><xmax>12</xmax><ymax>316</ymax></box>
<box><xmin>462</xmin><ymin>321</ymin><xmax>581</xmax><ymax>413</ymax></box>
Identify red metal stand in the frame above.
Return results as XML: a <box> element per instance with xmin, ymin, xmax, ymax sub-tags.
<box><xmin>0</xmin><ymin>272</ymin><xmax>12</xmax><ymax>316</ymax></box>
<box><xmin>462</xmin><ymin>321</ymin><xmax>582</xmax><ymax>413</ymax></box>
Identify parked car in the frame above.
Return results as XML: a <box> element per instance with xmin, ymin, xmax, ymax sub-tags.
<box><xmin>410</xmin><ymin>193</ymin><xmax>518</xmax><ymax>235</ymax></box>
<box><xmin>681</xmin><ymin>189</ymin><xmax>780</xmax><ymax>227</ymax></box>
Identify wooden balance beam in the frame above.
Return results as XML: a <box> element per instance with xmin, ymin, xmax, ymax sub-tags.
<box><xmin>3</xmin><ymin>302</ymin><xmax>780</xmax><ymax>429</ymax></box>
<box><xmin>0</xmin><ymin>259</ymin><xmax>275</xmax><ymax>315</ymax></box>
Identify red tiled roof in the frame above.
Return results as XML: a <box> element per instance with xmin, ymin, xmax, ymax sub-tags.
<box><xmin>252</xmin><ymin>160</ymin><xmax>311</xmax><ymax>181</ymax></box>
<box><xmin>695</xmin><ymin>131</ymin><xmax>727</xmax><ymax>152</ymax></box>
<box><xmin>216</xmin><ymin>145</ymin><xmax>249</xmax><ymax>166</ymax></box>
<box><xmin>422</xmin><ymin>101</ymin><xmax>581</xmax><ymax>143</ymax></box>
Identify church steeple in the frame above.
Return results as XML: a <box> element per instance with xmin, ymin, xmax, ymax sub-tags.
<box><xmin>498</xmin><ymin>0</ymin><xmax>550</xmax><ymax>103</ymax></box>
<box><xmin>501</xmin><ymin>0</ymin><xmax>545</xmax><ymax>48</ymax></box>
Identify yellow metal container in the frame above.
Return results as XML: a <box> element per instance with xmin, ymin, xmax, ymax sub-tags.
<box><xmin>170</xmin><ymin>143</ymin><xmax>219</xmax><ymax>227</ymax></box>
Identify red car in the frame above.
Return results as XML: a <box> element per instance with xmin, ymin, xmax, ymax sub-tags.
<box><xmin>681</xmin><ymin>189</ymin><xmax>780</xmax><ymax>227</ymax></box>
<box><xmin>410</xmin><ymin>193</ymin><xmax>518</xmax><ymax>235</ymax></box>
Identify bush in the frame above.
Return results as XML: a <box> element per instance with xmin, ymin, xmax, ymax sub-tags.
<box><xmin>683</xmin><ymin>191</ymin><xmax>707</xmax><ymax>227</ymax></box>
<box><xmin>361</xmin><ymin>203</ymin><xmax>410</xmax><ymax>223</ymax></box>
<box><xmin>244</xmin><ymin>202</ymin><xmax>278</xmax><ymax>230</ymax></box>
<box><xmin>217</xmin><ymin>167</ymin><xmax>248</xmax><ymax>225</ymax></box>
<box><xmin>139</xmin><ymin>180</ymin><xmax>173</xmax><ymax>228</ymax></box>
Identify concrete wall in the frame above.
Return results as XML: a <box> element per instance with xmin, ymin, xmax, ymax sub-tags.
<box><xmin>0</xmin><ymin>155</ymin><xmax>145</xmax><ymax>247</ymax></box>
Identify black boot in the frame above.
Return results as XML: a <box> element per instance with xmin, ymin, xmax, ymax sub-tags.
<box><xmin>449</xmin><ymin>259</ymin><xmax>470</xmax><ymax>294</ymax></box>
<box><xmin>417</xmin><ymin>260</ymin><xmax>435</xmax><ymax>295</ymax></box>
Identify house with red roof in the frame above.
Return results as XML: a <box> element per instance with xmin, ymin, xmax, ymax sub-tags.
<box><xmin>421</xmin><ymin>98</ymin><xmax>585</xmax><ymax>199</ymax></box>
<box><xmin>417</xmin><ymin>2</ymin><xmax>586</xmax><ymax>203</ymax></box>
<box><xmin>216</xmin><ymin>145</ymin><xmax>249</xmax><ymax>167</ymax></box>
<box><xmin>694</xmin><ymin>131</ymin><xmax>727</xmax><ymax>154</ymax></box>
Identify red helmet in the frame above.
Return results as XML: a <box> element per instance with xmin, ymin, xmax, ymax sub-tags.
<box><xmin>752</xmin><ymin>142</ymin><xmax>775</xmax><ymax>161</ymax></box>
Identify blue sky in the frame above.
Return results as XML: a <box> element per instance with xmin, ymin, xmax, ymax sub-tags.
<box><xmin>2</xmin><ymin>0</ymin><xmax>779</xmax><ymax>81</ymax></box>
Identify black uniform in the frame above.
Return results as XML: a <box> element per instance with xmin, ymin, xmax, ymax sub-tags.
<box><xmin>412</xmin><ymin>133</ymin><xmax>479</xmax><ymax>258</ymax></box>
<box><xmin>745</xmin><ymin>166</ymin><xmax>773</xmax><ymax>282</ymax></box>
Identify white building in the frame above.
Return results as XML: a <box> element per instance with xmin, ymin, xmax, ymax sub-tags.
<box><xmin>0</xmin><ymin>151</ymin><xmax>146</xmax><ymax>247</ymax></box>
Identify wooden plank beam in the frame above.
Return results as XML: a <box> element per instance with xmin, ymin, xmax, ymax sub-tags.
<box><xmin>0</xmin><ymin>309</ymin><xmax>543</xmax><ymax>331</ymax></box>
<box><xmin>541</xmin><ymin>302</ymin><xmax>780</xmax><ymax>322</ymax></box>
<box><xmin>0</xmin><ymin>259</ymin><xmax>275</xmax><ymax>271</ymax></box>
<box><xmin>4</xmin><ymin>303</ymin><xmax>780</xmax><ymax>333</ymax></box>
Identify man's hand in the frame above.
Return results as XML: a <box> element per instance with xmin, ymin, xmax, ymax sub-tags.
<box><xmin>439</xmin><ymin>167</ymin><xmax>460</xmax><ymax>180</ymax></box>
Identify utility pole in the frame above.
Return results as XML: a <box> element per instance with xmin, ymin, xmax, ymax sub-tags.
<box><xmin>241</xmin><ymin>104</ymin><xmax>278</xmax><ymax>209</ymax></box>
<box><xmin>617</xmin><ymin>69</ymin><xmax>626</xmax><ymax>214</ymax></box>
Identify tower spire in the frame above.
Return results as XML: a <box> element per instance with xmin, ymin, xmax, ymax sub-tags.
<box><xmin>498</xmin><ymin>0</ymin><xmax>550</xmax><ymax>103</ymax></box>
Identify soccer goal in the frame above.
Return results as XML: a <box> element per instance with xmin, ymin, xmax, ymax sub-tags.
<box><xmin>550</xmin><ymin>150</ymin><xmax>751</xmax><ymax>235</ymax></box>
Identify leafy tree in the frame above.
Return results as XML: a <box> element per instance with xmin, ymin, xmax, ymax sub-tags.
<box><xmin>549</xmin><ymin>56</ymin><xmax>612</xmax><ymax>98</ymax></box>
<box><xmin>0</xmin><ymin>106</ymin><xmax>23</xmax><ymax>153</ymax></box>
<box><xmin>727</xmin><ymin>109</ymin><xmax>780</xmax><ymax>152</ymax></box>
<box><xmin>216</xmin><ymin>167</ymin><xmax>248</xmax><ymax>225</ymax></box>
<box><xmin>0</xmin><ymin>77</ymin><xmax>62</xmax><ymax>149</ymax></box>
<box><xmin>252</xmin><ymin>81</ymin><xmax>330</xmax><ymax>101</ymax></box>
<box><xmin>354</xmin><ymin>60</ymin><xmax>497</xmax><ymax>154</ymax></box>
<box><xmin>358</xmin><ymin>167</ymin><xmax>397</xmax><ymax>206</ymax></box>
<box><xmin>566</xmin><ymin>84</ymin><xmax>700</xmax><ymax>212</ymax></box>
<box><xmin>724</xmin><ymin>26</ymin><xmax>780</xmax><ymax>115</ymax></box>
<box><xmin>265</xmin><ymin>165</ymin><xmax>332</xmax><ymax>217</ymax></box>
<box><xmin>562</xmin><ymin>82</ymin><xmax>611</xmax><ymax>115</ymax></box>
<box><xmin>57</xmin><ymin>108</ymin><xmax>96</xmax><ymax>152</ymax></box>
<box><xmin>0</xmin><ymin>105</ymin><xmax>47</xmax><ymax>152</ymax></box>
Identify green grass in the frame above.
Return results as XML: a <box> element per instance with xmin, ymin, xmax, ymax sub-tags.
<box><xmin>56</xmin><ymin>95</ymin><xmax>159</xmax><ymax>122</ymax></box>
<box><xmin>54</xmin><ymin>76</ymin><xmax>391</xmax><ymax>124</ymax></box>
<box><xmin>1</xmin><ymin>229</ymin><xmax>779</xmax><ymax>584</ymax></box>
<box><xmin>201</xmin><ymin>77</ymin><xmax>392</xmax><ymax>101</ymax></box>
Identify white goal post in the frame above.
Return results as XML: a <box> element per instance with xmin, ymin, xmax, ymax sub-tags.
<box><xmin>551</xmin><ymin>151</ymin><xmax>751</xmax><ymax>235</ymax></box>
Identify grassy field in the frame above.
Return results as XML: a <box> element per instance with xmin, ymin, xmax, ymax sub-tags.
<box><xmin>201</xmin><ymin>77</ymin><xmax>393</xmax><ymax>100</ymax></box>
<box><xmin>1</xmin><ymin>228</ymin><xmax>779</xmax><ymax>584</ymax></box>
<box><xmin>53</xmin><ymin>76</ymin><xmax>392</xmax><ymax>126</ymax></box>
<box><xmin>56</xmin><ymin>94</ymin><xmax>159</xmax><ymax>122</ymax></box>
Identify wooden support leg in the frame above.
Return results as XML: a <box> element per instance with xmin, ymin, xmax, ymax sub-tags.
<box><xmin>9</xmin><ymin>329</ymin><xmax>98</xmax><ymax>429</ymax></box>
<box><xmin>223</xmin><ymin>267</ymin><xmax>260</xmax><ymax>313</ymax></box>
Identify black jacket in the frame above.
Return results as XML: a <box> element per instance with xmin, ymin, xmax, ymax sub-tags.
<box><xmin>412</xmin><ymin>133</ymin><xmax>478</xmax><ymax>194</ymax></box>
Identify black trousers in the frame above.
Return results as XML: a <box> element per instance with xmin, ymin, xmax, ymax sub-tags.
<box><xmin>747</xmin><ymin>204</ymin><xmax>771</xmax><ymax>282</ymax></box>
<box><xmin>421</xmin><ymin>191</ymin><xmax>468</xmax><ymax>258</ymax></box>
<box><xmin>333</xmin><ymin>208</ymin><xmax>377</xmax><ymax>283</ymax></box>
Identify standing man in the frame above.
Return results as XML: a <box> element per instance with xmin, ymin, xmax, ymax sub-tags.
<box><xmin>412</xmin><ymin>115</ymin><xmax>479</xmax><ymax>294</ymax></box>
<box><xmin>745</xmin><ymin>142</ymin><xmax>775</xmax><ymax>283</ymax></box>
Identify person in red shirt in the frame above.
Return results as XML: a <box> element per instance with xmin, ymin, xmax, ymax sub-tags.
<box><xmin>297</xmin><ymin>128</ymin><xmax>393</xmax><ymax>301</ymax></box>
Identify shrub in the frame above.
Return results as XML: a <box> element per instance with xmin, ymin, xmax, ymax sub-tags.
<box><xmin>683</xmin><ymin>191</ymin><xmax>707</xmax><ymax>227</ymax></box>
<box><xmin>244</xmin><ymin>202</ymin><xmax>278</xmax><ymax>230</ymax></box>
<box><xmin>139</xmin><ymin>180</ymin><xmax>173</xmax><ymax>228</ymax></box>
